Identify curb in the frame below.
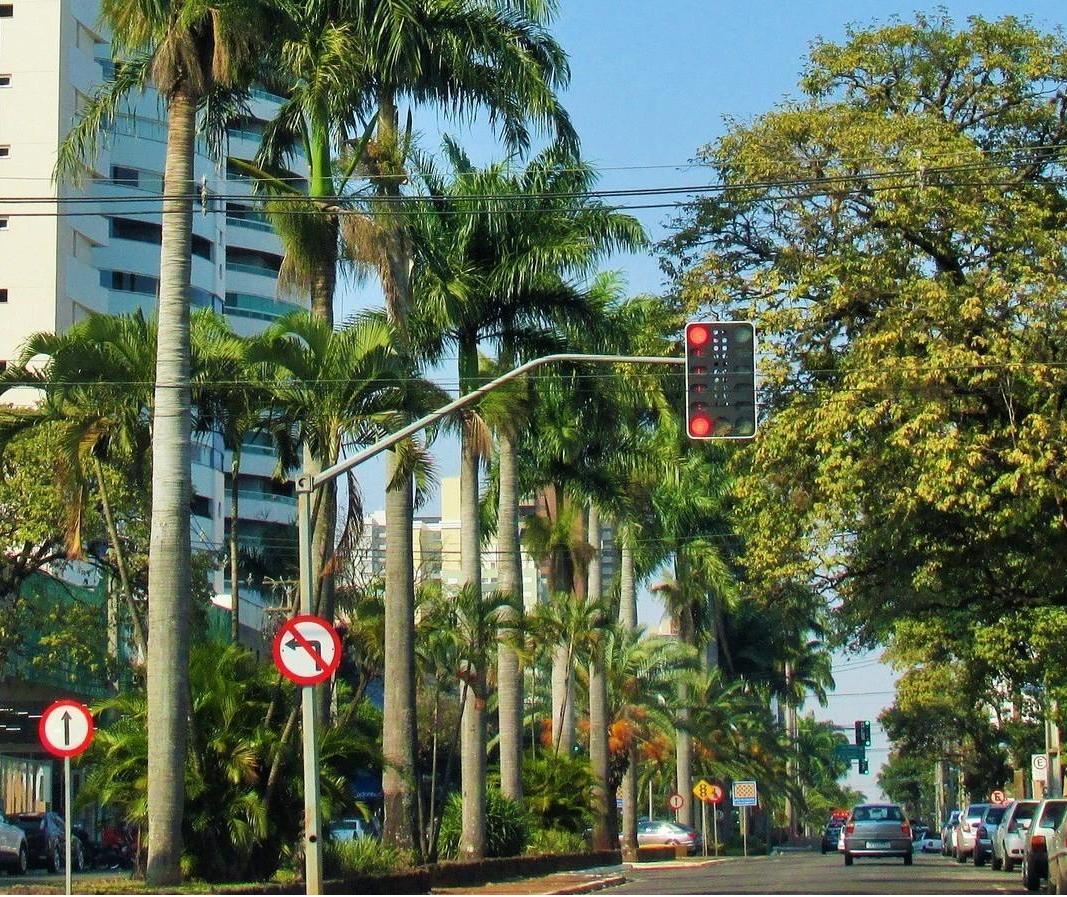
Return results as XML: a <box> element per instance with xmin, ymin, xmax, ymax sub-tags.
<box><xmin>548</xmin><ymin>874</ymin><xmax>628</xmax><ymax>895</ymax></box>
<box><xmin>624</xmin><ymin>854</ymin><xmax>772</xmax><ymax>870</ymax></box>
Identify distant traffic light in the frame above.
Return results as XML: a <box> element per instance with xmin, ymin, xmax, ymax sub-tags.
<box><xmin>684</xmin><ymin>321</ymin><xmax>757</xmax><ymax>439</ymax></box>
<box><xmin>854</xmin><ymin>720</ymin><xmax>872</xmax><ymax>746</ymax></box>
<box><xmin>859</xmin><ymin>758</ymin><xmax>870</xmax><ymax>775</ymax></box>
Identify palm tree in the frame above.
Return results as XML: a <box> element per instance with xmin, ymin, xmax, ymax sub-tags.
<box><xmin>57</xmin><ymin>0</ymin><xmax>272</xmax><ymax>881</ymax></box>
<box><xmin>193</xmin><ymin>315</ymin><xmax>282</xmax><ymax>645</ymax></box>
<box><xmin>0</xmin><ymin>313</ymin><xmax>157</xmax><ymax>659</ymax></box>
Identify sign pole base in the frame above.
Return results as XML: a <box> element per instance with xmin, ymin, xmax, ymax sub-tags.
<box><xmin>713</xmin><ymin>808</ymin><xmax>718</xmax><ymax>857</ymax></box>
<box><xmin>64</xmin><ymin>757</ymin><xmax>71</xmax><ymax>896</ymax></box>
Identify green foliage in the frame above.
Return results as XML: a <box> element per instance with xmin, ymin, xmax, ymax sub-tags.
<box><xmin>437</xmin><ymin>789</ymin><xmax>530</xmax><ymax>860</ymax></box>
<box><xmin>526</xmin><ymin>828</ymin><xmax>587</xmax><ymax>855</ymax></box>
<box><xmin>79</xmin><ymin>641</ymin><xmax>379</xmax><ymax>882</ymax></box>
<box><xmin>522</xmin><ymin>755</ymin><xmax>595</xmax><ymax>833</ymax></box>
<box><xmin>323</xmin><ymin>838</ymin><xmax>412</xmax><ymax>878</ymax></box>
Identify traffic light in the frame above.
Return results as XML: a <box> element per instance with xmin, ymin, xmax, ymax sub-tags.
<box><xmin>855</xmin><ymin>720</ymin><xmax>871</xmax><ymax>746</ymax></box>
<box><xmin>859</xmin><ymin>758</ymin><xmax>870</xmax><ymax>775</ymax></box>
<box><xmin>684</xmin><ymin>321</ymin><xmax>757</xmax><ymax>439</ymax></box>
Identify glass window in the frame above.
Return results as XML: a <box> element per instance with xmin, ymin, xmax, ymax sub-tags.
<box><xmin>0</xmin><ymin>75</ymin><xmax>10</xmax><ymax>87</ymax></box>
<box><xmin>0</xmin><ymin>146</ymin><xmax>10</xmax><ymax>158</ymax></box>
<box><xmin>0</xmin><ymin>6</ymin><xmax>12</xmax><ymax>18</ymax></box>
<box><xmin>853</xmin><ymin>806</ymin><xmax>904</xmax><ymax>822</ymax></box>
<box><xmin>986</xmin><ymin>807</ymin><xmax>1007</xmax><ymax>823</ymax></box>
<box><xmin>0</xmin><ymin>289</ymin><xmax>8</xmax><ymax>303</ymax></box>
<box><xmin>1040</xmin><ymin>802</ymin><xmax>1067</xmax><ymax>828</ymax></box>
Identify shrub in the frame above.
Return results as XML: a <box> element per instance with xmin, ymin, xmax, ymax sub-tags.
<box><xmin>522</xmin><ymin>755</ymin><xmax>595</xmax><ymax>833</ymax></box>
<box><xmin>438</xmin><ymin>789</ymin><xmax>531</xmax><ymax>859</ymax></box>
<box><xmin>526</xmin><ymin>828</ymin><xmax>587</xmax><ymax>855</ymax></box>
<box><xmin>324</xmin><ymin>837</ymin><xmax>412</xmax><ymax>878</ymax></box>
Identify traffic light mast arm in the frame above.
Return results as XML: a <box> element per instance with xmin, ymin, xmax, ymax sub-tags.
<box><xmin>299</xmin><ymin>353</ymin><xmax>685</xmax><ymax>493</ymax></box>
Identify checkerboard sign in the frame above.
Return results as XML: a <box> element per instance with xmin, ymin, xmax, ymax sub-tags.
<box><xmin>731</xmin><ymin>780</ymin><xmax>758</xmax><ymax>807</ymax></box>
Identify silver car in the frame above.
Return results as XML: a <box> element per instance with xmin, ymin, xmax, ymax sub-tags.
<box><xmin>0</xmin><ymin>811</ymin><xmax>28</xmax><ymax>874</ymax></box>
<box><xmin>993</xmin><ymin>800</ymin><xmax>1038</xmax><ymax>873</ymax></box>
<box><xmin>955</xmin><ymin>802</ymin><xmax>991</xmax><ymax>862</ymax></box>
<box><xmin>842</xmin><ymin>803</ymin><xmax>913</xmax><ymax>866</ymax></box>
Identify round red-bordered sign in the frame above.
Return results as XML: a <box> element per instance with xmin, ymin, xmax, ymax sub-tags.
<box><xmin>668</xmin><ymin>792</ymin><xmax>685</xmax><ymax>811</ymax></box>
<box><xmin>272</xmin><ymin>614</ymin><xmax>342</xmax><ymax>686</ymax></box>
<box><xmin>707</xmin><ymin>784</ymin><xmax>725</xmax><ymax>804</ymax></box>
<box><xmin>38</xmin><ymin>700</ymin><xmax>94</xmax><ymax>758</ymax></box>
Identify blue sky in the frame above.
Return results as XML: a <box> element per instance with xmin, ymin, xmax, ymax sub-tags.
<box><xmin>341</xmin><ymin>1</ymin><xmax>1064</xmax><ymax>802</ymax></box>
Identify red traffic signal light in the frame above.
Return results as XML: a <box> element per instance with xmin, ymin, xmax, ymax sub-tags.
<box><xmin>684</xmin><ymin>321</ymin><xmax>757</xmax><ymax>440</ymax></box>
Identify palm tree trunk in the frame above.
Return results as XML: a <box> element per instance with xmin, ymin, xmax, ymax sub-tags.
<box><xmin>229</xmin><ymin>449</ymin><xmax>241</xmax><ymax>646</ymax></box>
<box><xmin>459</xmin><ymin>677</ymin><xmax>487</xmax><ymax>860</ymax></box>
<box><xmin>588</xmin><ymin>506</ymin><xmax>612</xmax><ymax>849</ymax></box>
<box><xmin>145</xmin><ymin>87</ymin><xmax>195</xmax><ymax>888</ymax></box>
<box><xmin>376</xmin><ymin>87</ymin><xmax>420</xmax><ymax>857</ymax></box>
<box><xmin>673</xmin><ymin>553</ymin><xmax>693</xmax><ymax>829</ymax></box>
<box><xmin>551</xmin><ymin>645</ymin><xmax>575</xmax><ymax>755</ymax></box>
<box><xmin>382</xmin><ymin>450</ymin><xmax>419</xmax><ymax>853</ymax></box>
<box><xmin>459</xmin><ymin>394</ymin><xmax>485</xmax><ymax>858</ymax></box>
<box><xmin>92</xmin><ymin>457</ymin><xmax>147</xmax><ymax>659</ymax></box>
<box><xmin>619</xmin><ymin>536</ymin><xmax>638</xmax><ymax>852</ymax></box>
<box><xmin>496</xmin><ymin>431</ymin><xmax>523</xmax><ymax>804</ymax></box>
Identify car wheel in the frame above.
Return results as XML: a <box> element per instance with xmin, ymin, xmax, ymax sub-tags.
<box><xmin>1023</xmin><ymin>860</ymin><xmax>1041</xmax><ymax>892</ymax></box>
<box><xmin>11</xmin><ymin>844</ymin><xmax>27</xmax><ymax>875</ymax></box>
<box><xmin>904</xmin><ymin>852</ymin><xmax>913</xmax><ymax>866</ymax></box>
<box><xmin>957</xmin><ymin>849</ymin><xmax>967</xmax><ymax>864</ymax></box>
<box><xmin>992</xmin><ymin>855</ymin><xmax>1002</xmax><ymax>871</ymax></box>
<box><xmin>975</xmin><ymin>848</ymin><xmax>985</xmax><ymax>867</ymax></box>
<box><xmin>1005</xmin><ymin>860</ymin><xmax>1015</xmax><ymax>873</ymax></box>
<box><xmin>47</xmin><ymin>843</ymin><xmax>62</xmax><ymax>873</ymax></box>
<box><xmin>72</xmin><ymin>841</ymin><xmax>84</xmax><ymax>873</ymax></box>
<box><xmin>844</xmin><ymin>853</ymin><xmax>853</xmax><ymax>866</ymax></box>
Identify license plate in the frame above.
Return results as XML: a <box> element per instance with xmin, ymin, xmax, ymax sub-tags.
<box><xmin>866</xmin><ymin>841</ymin><xmax>891</xmax><ymax>849</ymax></box>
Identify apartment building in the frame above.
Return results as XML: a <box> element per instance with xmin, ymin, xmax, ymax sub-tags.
<box><xmin>0</xmin><ymin>0</ymin><xmax>302</xmax><ymax>644</ymax></box>
<box><xmin>350</xmin><ymin>477</ymin><xmax>619</xmax><ymax>609</ymax></box>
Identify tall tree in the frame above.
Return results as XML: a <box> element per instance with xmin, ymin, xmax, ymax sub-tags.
<box><xmin>57</xmin><ymin>0</ymin><xmax>270</xmax><ymax>881</ymax></box>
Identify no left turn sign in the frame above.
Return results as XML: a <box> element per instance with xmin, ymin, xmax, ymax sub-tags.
<box><xmin>38</xmin><ymin>700</ymin><xmax>94</xmax><ymax>758</ymax></box>
<box><xmin>272</xmin><ymin>614</ymin><xmax>342</xmax><ymax>686</ymax></box>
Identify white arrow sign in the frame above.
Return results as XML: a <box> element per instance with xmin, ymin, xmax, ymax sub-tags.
<box><xmin>272</xmin><ymin>614</ymin><xmax>341</xmax><ymax>685</ymax></box>
<box><xmin>38</xmin><ymin>700</ymin><xmax>94</xmax><ymax>758</ymax></box>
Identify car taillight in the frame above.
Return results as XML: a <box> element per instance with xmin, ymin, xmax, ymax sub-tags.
<box><xmin>902</xmin><ymin>824</ymin><xmax>911</xmax><ymax>837</ymax></box>
<box><xmin>1032</xmin><ymin>835</ymin><xmax>1047</xmax><ymax>853</ymax></box>
<box><xmin>846</xmin><ymin>823</ymin><xmax>855</xmax><ymax>835</ymax></box>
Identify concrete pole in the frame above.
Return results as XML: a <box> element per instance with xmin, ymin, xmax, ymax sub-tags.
<box><xmin>1048</xmin><ymin>698</ymin><xmax>1062</xmax><ymax>798</ymax></box>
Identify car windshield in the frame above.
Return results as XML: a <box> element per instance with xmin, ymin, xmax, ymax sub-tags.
<box><xmin>1040</xmin><ymin>802</ymin><xmax>1067</xmax><ymax>828</ymax></box>
<box><xmin>11</xmin><ymin>815</ymin><xmax>41</xmax><ymax>833</ymax></box>
<box><xmin>853</xmin><ymin>806</ymin><xmax>903</xmax><ymax>822</ymax></box>
<box><xmin>986</xmin><ymin>807</ymin><xmax>1007</xmax><ymax>823</ymax></box>
<box><xmin>966</xmin><ymin>805</ymin><xmax>988</xmax><ymax>820</ymax></box>
<box><xmin>1015</xmin><ymin>802</ymin><xmax>1038</xmax><ymax>822</ymax></box>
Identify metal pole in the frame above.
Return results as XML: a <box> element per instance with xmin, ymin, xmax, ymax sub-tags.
<box><xmin>649</xmin><ymin>780</ymin><xmax>654</xmax><ymax>819</ymax></box>
<box><xmin>1051</xmin><ymin>698</ymin><xmax>1062</xmax><ymax>798</ymax></box>
<box><xmin>713</xmin><ymin>805</ymin><xmax>719</xmax><ymax>857</ymax></box>
<box><xmin>702</xmin><ymin>801</ymin><xmax>708</xmax><ymax>856</ymax></box>
<box><xmin>64</xmin><ymin>757</ymin><xmax>71</xmax><ymax>896</ymax></box>
<box><xmin>298</xmin><ymin>488</ymin><xmax>322</xmax><ymax>895</ymax></box>
<box><xmin>308</xmin><ymin>354</ymin><xmax>683</xmax><ymax>491</ymax></box>
<box><xmin>743</xmin><ymin>807</ymin><xmax>748</xmax><ymax>858</ymax></box>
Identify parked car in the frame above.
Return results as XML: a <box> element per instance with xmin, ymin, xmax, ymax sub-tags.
<box><xmin>914</xmin><ymin>826</ymin><xmax>942</xmax><ymax>853</ymax></box>
<box><xmin>635</xmin><ymin>819</ymin><xmax>702</xmax><ymax>854</ymax></box>
<box><xmin>325</xmin><ymin>816</ymin><xmax>380</xmax><ymax>841</ymax></box>
<box><xmin>942</xmin><ymin>810</ymin><xmax>960</xmax><ymax>857</ymax></box>
<box><xmin>0</xmin><ymin>812</ymin><xmax>28</xmax><ymax>875</ymax></box>
<box><xmin>10</xmin><ymin>812</ymin><xmax>65</xmax><ymax>872</ymax></box>
<box><xmin>1021</xmin><ymin>798</ymin><xmax>1067</xmax><ymax>891</ymax></box>
<box><xmin>955</xmin><ymin>803</ymin><xmax>991</xmax><ymax>863</ymax></box>
<box><xmin>993</xmin><ymin>800</ymin><xmax>1038</xmax><ymax>873</ymax></box>
<box><xmin>974</xmin><ymin>804</ymin><xmax>1009</xmax><ymax>866</ymax></box>
<box><xmin>837</xmin><ymin>827</ymin><xmax>845</xmax><ymax>851</ymax></box>
<box><xmin>822</xmin><ymin>820</ymin><xmax>844</xmax><ymax>854</ymax></box>
<box><xmin>841</xmin><ymin>803</ymin><xmax>913</xmax><ymax>866</ymax></box>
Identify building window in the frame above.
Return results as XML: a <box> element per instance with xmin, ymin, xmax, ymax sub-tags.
<box><xmin>110</xmin><ymin>216</ymin><xmax>162</xmax><ymax>245</ymax></box>
<box><xmin>100</xmin><ymin>269</ymin><xmax>158</xmax><ymax>295</ymax></box>
<box><xmin>0</xmin><ymin>75</ymin><xmax>10</xmax><ymax>87</ymax></box>
<box><xmin>190</xmin><ymin>494</ymin><xmax>212</xmax><ymax>518</ymax></box>
<box><xmin>0</xmin><ymin>290</ymin><xmax>8</xmax><ymax>303</ymax></box>
<box><xmin>0</xmin><ymin>6</ymin><xmax>12</xmax><ymax>18</ymax></box>
<box><xmin>0</xmin><ymin>147</ymin><xmax>9</xmax><ymax>158</ymax></box>
<box><xmin>0</xmin><ymin>218</ymin><xmax>7</xmax><ymax>231</ymax></box>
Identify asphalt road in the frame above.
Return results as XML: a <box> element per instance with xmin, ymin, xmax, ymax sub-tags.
<box><xmin>613</xmin><ymin>851</ymin><xmax>1030</xmax><ymax>894</ymax></box>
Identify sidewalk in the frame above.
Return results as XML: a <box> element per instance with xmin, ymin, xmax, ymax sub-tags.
<box><xmin>432</xmin><ymin>866</ymin><xmax>626</xmax><ymax>895</ymax></box>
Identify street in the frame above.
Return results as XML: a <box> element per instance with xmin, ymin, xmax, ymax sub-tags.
<box><xmin>612</xmin><ymin>852</ymin><xmax>1027</xmax><ymax>895</ymax></box>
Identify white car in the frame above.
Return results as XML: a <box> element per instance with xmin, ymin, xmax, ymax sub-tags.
<box><xmin>838</xmin><ymin>828</ymin><xmax>845</xmax><ymax>851</ymax></box>
<box><xmin>0</xmin><ymin>812</ymin><xmax>28</xmax><ymax>874</ymax></box>
<box><xmin>915</xmin><ymin>828</ymin><xmax>942</xmax><ymax>853</ymax></box>
<box><xmin>993</xmin><ymin>800</ymin><xmax>1038</xmax><ymax>873</ymax></box>
<box><xmin>955</xmin><ymin>803</ymin><xmax>991</xmax><ymax>862</ymax></box>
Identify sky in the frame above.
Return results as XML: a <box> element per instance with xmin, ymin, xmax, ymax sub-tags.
<box><xmin>338</xmin><ymin>0</ymin><xmax>1065</xmax><ymax>803</ymax></box>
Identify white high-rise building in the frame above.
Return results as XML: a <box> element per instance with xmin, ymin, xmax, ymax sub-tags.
<box><xmin>0</xmin><ymin>0</ymin><xmax>304</xmax><ymax>643</ymax></box>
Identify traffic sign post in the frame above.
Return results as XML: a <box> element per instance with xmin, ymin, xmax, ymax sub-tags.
<box><xmin>39</xmin><ymin>700</ymin><xmax>94</xmax><ymax>897</ymax></box>
<box><xmin>731</xmin><ymin>781</ymin><xmax>758</xmax><ymax>858</ymax></box>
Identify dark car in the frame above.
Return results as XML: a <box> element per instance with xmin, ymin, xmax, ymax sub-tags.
<box><xmin>822</xmin><ymin>821</ymin><xmax>844</xmax><ymax>854</ymax></box>
<box><xmin>11</xmin><ymin>812</ymin><xmax>65</xmax><ymax>872</ymax></box>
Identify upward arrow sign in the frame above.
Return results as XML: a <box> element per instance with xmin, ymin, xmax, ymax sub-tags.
<box><xmin>60</xmin><ymin>710</ymin><xmax>72</xmax><ymax>746</ymax></box>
